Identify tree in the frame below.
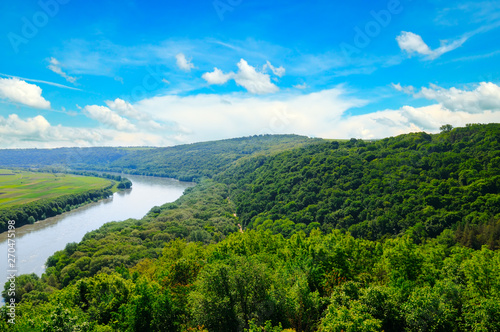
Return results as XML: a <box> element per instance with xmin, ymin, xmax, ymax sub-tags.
<box><xmin>440</xmin><ymin>124</ymin><xmax>453</xmax><ymax>133</ymax></box>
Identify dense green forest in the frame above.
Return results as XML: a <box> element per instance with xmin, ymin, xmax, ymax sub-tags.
<box><xmin>2</xmin><ymin>125</ymin><xmax>500</xmax><ymax>331</ymax></box>
<box><xmin>222</xmin><ymin>124</ymin><xmax>500</xmax><ymax>243</ymax></box>
<box><xmin>0</xmin><ymin>147</ymin><xmax>129</xmax><ymax>169</ymax></box>
<box><xmin>0</xmin><ymin>135</ymin><xmax>320</xmax><ymax>181</ymax></box>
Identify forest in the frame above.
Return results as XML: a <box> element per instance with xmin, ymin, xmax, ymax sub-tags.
<box><xmin>1</xmin><ymin>125</ymin><xmax>500</xmax><ymax>331</ymax></box>
<box><xmin>0</xmin><ymin>135</ymin><xmax>320</xmax><ymax>182</ymax></box>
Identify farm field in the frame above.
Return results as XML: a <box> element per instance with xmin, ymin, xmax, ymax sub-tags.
<box><xmin>0</xmin><ymin>169</ymin><xmax>114</xmax><ymax>209</ymax></box>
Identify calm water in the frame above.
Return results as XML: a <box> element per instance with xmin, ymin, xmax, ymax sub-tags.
<box><xmin>0</xmin><ymin>174</ymin><xmax>194</xmax><ymax>279</ymax></box>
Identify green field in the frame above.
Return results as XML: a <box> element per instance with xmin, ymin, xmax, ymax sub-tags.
<box><xmin>0</xmin><ymin>169</ymin><xmax>114</xmax><ymax>208</ymax></box>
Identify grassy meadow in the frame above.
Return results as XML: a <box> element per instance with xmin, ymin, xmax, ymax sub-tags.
<box><xmin>0</xmin><ymin>169</ymin><xmax>114</xmax><ymax>209</ymax></box>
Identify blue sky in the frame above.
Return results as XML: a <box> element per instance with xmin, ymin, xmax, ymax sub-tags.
<box><xmin>1</xmin><ymin>0</ymin><xmax>499</xmax><ymax>147</ymax></box>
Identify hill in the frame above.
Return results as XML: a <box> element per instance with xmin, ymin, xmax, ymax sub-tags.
<box><xmin>2</xmin><ymin>124</ymin><xmax>500</xmax><ymax>331</ymax></box>
<box><xmin>223</xmin><ymin>123</ymin><xmax>500</xmax><ymax>242</ymax></box>
<box><xmin>0</xmin><ymin>135</ymin><xmax>320</xmax><ymax>182</ymax></box>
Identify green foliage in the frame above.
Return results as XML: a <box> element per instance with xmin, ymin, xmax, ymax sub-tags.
<box><xmin>189</xmin><ymin>256</ymin><xmax>279</xmax><ymax>332</ymax></box>
<box><xmin>318</xmin><ymin>300</ymin><xmax>382</xmax><ymax>332</ymax></box>
<box><xmin>0</xmin><ymin>135</ymin><xmax>319</xmax><ymax>182</ymax></box>
<box><xmin>223</xmin><ymin>123</ymin><xmax>500</xmax><ymax>241</ymax></box>
<box><xmin>440</xmin><ymin>124</ymin><xmax>454</xmax><ymax>133</ymax></box>
<box><xmin>3</xmin><ymin>125</ymin><xmax>500</xmax><ymax>331</ymax></box>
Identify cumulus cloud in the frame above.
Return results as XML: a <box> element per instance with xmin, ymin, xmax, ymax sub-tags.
<box><xmin>202</xmin><ymin>59</ymin><xmax>281</xmax><ymax>94</ymax></box>
<box><xmin>105</xmin><ymin>98</ymin><xmax>168</xmax><ymax>131</ymax></box>
<box><xmin>335</xmin><ymin>103</ymin><xmax>500</xmax><ymax>138</ymax></box>
<box><xmin>83</xmin><ymin>105</ymin><xmax>136</xmax><ymax>131</ymax></box>
<box><xmin>47</xmin><ymin>57</ymin><xmax>77</xmax><ymax>84</ymax></box>
<box><xmin>132</xmin><ymin>83</ymin><xmax>500</xmax><ymax>143</ymax></box>
<box><xmin>234</xmin><ymin>59</ymin><xmax>279</xmax><ymax>94</ymax></box>
<box><xmin>3</xmin><ymin>82</ymin><xmax>500</xmax><ymax>148</ymax></box>
<box><xmin>263</xmin><ymin>61</ymin><xmax>286</xmax><ymax>77</ymax></box>
<box><xmin>0</xmin><ymin>114</ymin><xmax>100</xmax><ymax>147</ymax></box>
<box><xmin>417</xmin><ymin>82</ymin><xmax>500</xmax><ymax>113</ymax></box>
<box><xmin>105</xmin><ymin>98</ymin><xmax>148</xmax><ymax>121</ymax></box>
<box><xmin>202</xmin><ymin>68</ymin><xmax>233</xmax><ymax>85</ymax></box>
<box><xmin>0</xmin><ymin>114</ymin><xmax>51</xmax><ymax>138</ymax></box>
<box><xmin>175</xmin><ymin>53</ymin><xmax>195</xmax><ymax>71</ymax></box>
<box><xmin>0</xmin><ymin>113</ymin><xmax>176</xmax><ymax>148</ymax></box>
<box><xmin>395</xmin><ymin>82</ymin><xmax>500</xmax><ymax>113</ymax></box>
<box><xmin>134</xmin><ymin>87</ymin><xmax>366</xmax><ymax>143</ymax></box>
<box><xmin>0</xmin><ymin>78</ymin><xmax>51</xmax><ymax>109</ymax></box>
<box><xmin>396</xmin><ymin>31</ymin><xmax>467</xmax><ymax>60</ymax></box>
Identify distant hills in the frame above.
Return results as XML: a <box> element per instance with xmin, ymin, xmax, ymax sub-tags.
<box><xmin>0</xmin><ymin>134</ymin><xmax>320</xmax><ymax>181</ymax></box>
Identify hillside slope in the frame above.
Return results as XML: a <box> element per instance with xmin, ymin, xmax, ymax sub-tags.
<box><xmin>2</xmin><ymin>124</ymin><xmax>500</xmax><ymax>331</ymax></box>
<box><xmin>223</xmin><ymin>123</ymin><xmax>500</xmax><ymax>241</ymax></box>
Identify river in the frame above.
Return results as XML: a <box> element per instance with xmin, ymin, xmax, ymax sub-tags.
<box><xmin>0</xmin><ymin>174</ymin><xmax>194</xmax><ymax>281</ymax></box>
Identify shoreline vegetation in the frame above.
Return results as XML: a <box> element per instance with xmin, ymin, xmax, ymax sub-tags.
<box><xmin>0</xmin><ymin>169</ymin><xmax>132</xmax><ymax>233</ymax></box>
<box><xmin>0</xmin><ymin>126</ymin><xmax>499</xmax><ymax>331</ymax></box>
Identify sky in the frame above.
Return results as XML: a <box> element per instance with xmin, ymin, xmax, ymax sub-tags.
<box><xmin>0</xmin><ymin>0</ymin><xmax>499</xmax><ymax>148</ymax></box>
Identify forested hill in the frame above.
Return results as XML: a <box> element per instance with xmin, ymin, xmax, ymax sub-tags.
<box><xmin>223</xmin><ymin>123</ymin><xmax>500</xmax><ymax>242</ymax></box>
<box><xmin>2</xmin><ymin>124</ymin><xmax>500</xmax><ymax>331</ymax></box>
<box><xmin>0</xmin><ymin>135</ymin><xmax>320</xmax><ymax>181</ymax></box>
<box><xmin>0</xmin><ymin>147</ymin><xmax>129</xmax><ymax>168</ymax></box>
<box><xmin>100</xmin><ymin>135</ymin><xmax>322</xmax><ymax>181</ymax></box>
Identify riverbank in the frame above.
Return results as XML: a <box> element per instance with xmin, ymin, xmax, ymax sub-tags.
<box><xmin>0</xmin><ymin>174</ymin><xmax>194</xmax><ymax>277</ymax></box>
<box><xmin>0</xmin><ymin>169</ymin><xmax>118</xmax><ymax>233</ymax></box>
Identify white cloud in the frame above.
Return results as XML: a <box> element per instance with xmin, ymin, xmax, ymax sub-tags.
<box><xmin>335</xmin><ymin>103</ymin><xmax>500</xmax><ymax>138</ymax></box>
<box><xmin>134</xmin><ymin>87</ymin><xmax>366</xmax><ymax>143</ymax></box>
<box><xmin>294</xmin><ymin>83</ymin><xmax>307</xmax><ymax>89</ymax></box>
<box><xmin>201</xmin><ymin>59</ymin><xmax>280</xmax><ymax>94</ymax></box>
<box><xmin>391</xmin><ymin>83</ymin><xmax>415</xmax><ymax>94</ymax></box>
<box><xmin>234</xmin><ymin>59</ymin><xmax>279</xmax><ymax>94</ymax></box>
<box><xmin>0</xmin><ymin>78</ymin><xmax>51</xmax><ymax>109</ymax></box>
<box><xmin>416</xmin><ymin>82</ymin><xmax>500</xmax><ymax>113</ymax></box>
<box><xmin>395</xmin><ymin>82</ymin><xmax>500</xmax><ymax>113</ymax></box>
<box><xmin>0</xmin><ymin>114</ymin><xmax>100</xmax><ymax>148</ymax></box>
<box><xmin>263</xmin><ymin>61</ymin><xmax>286</xmax><ymax>77</ymax></box>
<box><xmin>396</xmin><ymin>32</ymin><xmax>432</xmax><ymax>56</ymax></box>
<box><xmin>133</xmin><ymin>84</ymin><xmax>500</xmax><ymax>143</ymax></box>
<box><xmin>0</xmin><ymin>113</ymin><xmax>176</xmax><ymax>148</ymax></box>
<box><xmin>396</xmin><ymin>31</ymin><xmax>467</xmax><ymax>60</ymax></box>
<box><xmin>104</xmin><ymin>98</ymin><xmax>168</xmax><ymax>131</ymax></box>
<box><xmin>0</xmin><ymin>114</ymin><xmax>51</xmax><ymax>138</ymax></box>
<box><xmin>2</xmin><ymin>81</ymin><xmax>500</xmax><ymax>148</ymax></box>
<box><xmin>83</xmin><ymin>105</ymin><xmax>136</xmax><ymax>131</ymax></box>
<box><xmin>47</xmin><ymin>57</ymin><xmax>77</xmax><ymax>84</ymax></box>
<box><xmin>175</xmin><ymin>53</ymin><xmax>195</xmax><ymax>71</ymax></box>
<box><xmin>202</xmin><ymin>68</ymin><xmax>234</xmax><ymax>85</ymax></box>
<box><xmin>105</xmin><ymin>98</ymin><xmax>148</xmax><ymax>121</ymax></box>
